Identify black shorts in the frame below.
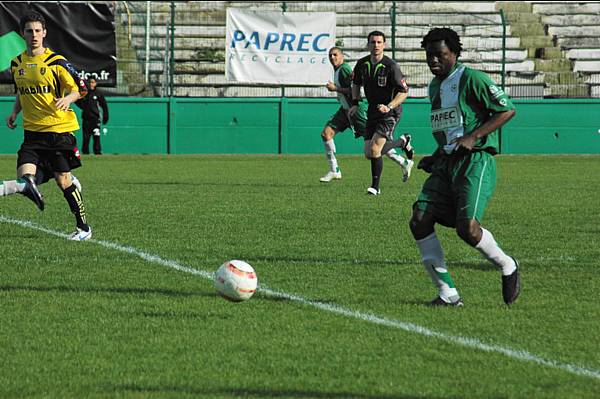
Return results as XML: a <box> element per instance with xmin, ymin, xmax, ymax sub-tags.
<box><xmin>17</xmin><ymin>131</ymin><xmax>82</xmax><ymax>173</ymax></box>
<box><xmin>364</xmin><ymin>108</ymin><xmax>402</xmax><ymax>141</ymax></box>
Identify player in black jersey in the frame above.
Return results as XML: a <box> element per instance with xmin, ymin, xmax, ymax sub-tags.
<box><xmin>349</xmin><ymin>31</ymin><xmax>414</xmax><ymax>195</ymax></box>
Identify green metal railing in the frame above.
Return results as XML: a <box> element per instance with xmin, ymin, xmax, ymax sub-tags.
<box><xmin>0</xmin><ymin>1</ymin><xmax>536</xmax><ymax>98</ymax></box>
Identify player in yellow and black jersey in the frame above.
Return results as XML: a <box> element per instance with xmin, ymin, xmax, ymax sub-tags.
<box><xmin>3</xmin><ymin>11</ymin><xmax>92</xmax><ymax>241</ymax></box>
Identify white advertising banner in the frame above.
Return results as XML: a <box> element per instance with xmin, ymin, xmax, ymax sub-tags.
<box><xmin>226</xmin><ymin>8</ymin><xmax>336</xmax><ymax>85</ymax></box>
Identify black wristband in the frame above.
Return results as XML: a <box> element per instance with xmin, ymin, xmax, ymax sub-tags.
<box><xmin>351</xmin><ymin>99</ymin><xmax>359</xmax><ymax>106</ymax></box>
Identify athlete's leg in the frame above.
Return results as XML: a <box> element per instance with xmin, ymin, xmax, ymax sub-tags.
<box><xmin>366</xmin><ymin>134</ymin><xmax>386</xmax><ymax>193</ymax></box>
<box><xmin>1</xmin><ymin>164</ymin><xmax>52</xmax><ymax>196</ymax></box>
<box><xmin>410</xmin><ymin>209</ymin><xmax>461</xmax><ymax>305</ymax></box>
<box><xmin>457</xmin><ymin>219</ymin><xmax>519</xmax><ymax>304</ymax></box>
<box><xmin>92</xmin><ymin>122</ymin><xmax>102</xmax><ymax>155</ymax></box>
<box><xmin>82</xmin><ymin>121</ymin><xmax>92</xmax><ymax>155</ymax></box>
<box><xmin>384</xmin><ymin>148</ymin><xmax>413</xmax><ymax>183</ymax></box>
<box><xmin>454</xmin><ymin>152</ymin><xmax>519</xmax><ymax>304</ymax></box>
<box><xmin>13</xmin><ymin>163</ymin><xmax>44</xmax><ymax>210</ymax></box>
<box><xmin>320</xmin><ymin>124</ymin><xmax>341</xmax><ymax>182</ymax></box>
<box><xmin>55</xmin><ymin>171</ymin><xmax>91</xmax><ymax>239</ymax></box>
<box><xmin>17</xmin><ymin>163</ymin><xmax>37</xmax><ymax>178</ymax></box>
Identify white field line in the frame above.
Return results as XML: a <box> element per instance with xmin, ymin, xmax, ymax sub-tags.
<box><xmin>2</xmin><ymin>215</ymin><xmax>599</xmax><ymax>382</ymax></box>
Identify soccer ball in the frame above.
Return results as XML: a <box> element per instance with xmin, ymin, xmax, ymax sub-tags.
<box><xmin>214</xmin><ymin>260</ymin><xmax>258</xmax><ymax>302</ymax></box>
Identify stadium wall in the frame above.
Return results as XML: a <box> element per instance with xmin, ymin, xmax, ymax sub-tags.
<box><xmin>0</xmin><ymin>97</ymin><xmax>599</xmax><ymax>155</ymax></box>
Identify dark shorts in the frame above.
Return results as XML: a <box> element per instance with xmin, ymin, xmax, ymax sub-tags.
<box><xmin>82</xmin><ymin>118</ymin><xmax>101</xmax><ymax>134</ymax></box>
<box><xmin>364</xmin><ymin>108</ymin><xmax>402</xmax><ymax>141</ymax></box>
<box><xmin>17</xmin><ymin>131</ymin><xmax>82</xmax><ymax>173</ymax></box>
<box><xmin>326</xmin><ymin>104</ymin><xmax>367</xmax><ymax>138</ymax></box>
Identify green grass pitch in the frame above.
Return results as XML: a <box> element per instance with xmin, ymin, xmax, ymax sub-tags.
<box><xmin>0</xmin><ymin>154</ymin><xmax>599</xmax><ymax>398</ymax></box>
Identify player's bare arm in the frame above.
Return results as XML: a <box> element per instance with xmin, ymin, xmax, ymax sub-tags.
<box><xmin>54</xmin><ymin>91</ymin><xmax>82</xmax><ymax>112</ymax></box>
<box><xmin>326</xmin><ymin>81</ymin><xmax>351</xmax><ymax>96</ymax></box>
<box><xmin>377</xmin><ymin>91</ymin><xmax>409</xmax><ymax>114</ymax></box>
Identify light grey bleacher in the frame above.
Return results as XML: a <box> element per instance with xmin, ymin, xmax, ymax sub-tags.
<box><xmin>118</xmin><ymin>1</ymin><xmax>530</xmax><ymax>97</ymax></box>
<box><xmin>531</xmin><ymin>1</ymin><xmax>600</xmax><ymax>97</ymax></box>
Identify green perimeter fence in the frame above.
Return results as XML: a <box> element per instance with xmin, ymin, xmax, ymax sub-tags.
<box><xmin>1</xmin><ymin>97</ymin><xmax>599</xmax><ymax>155</ymax></box>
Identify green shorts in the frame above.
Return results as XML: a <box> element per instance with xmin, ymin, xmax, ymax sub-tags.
<box><xmin>326</xmin><ymin>103</ymin><xmax>367</xmax><ymax>138</ymax></box>
<box><xmin>413</xmin><ymin>150</ymin><xmax>497</xmax><ymax>227</ymax></box>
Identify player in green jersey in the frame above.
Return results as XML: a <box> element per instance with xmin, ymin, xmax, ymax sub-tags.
<box><xmin>319</xmin><ymin>47</ymin><xmax>366</xmax><ymax>182</ymax></box>
<box><xmin>320</xmin><ymin>47</ymin><xmax>413</xmax><ymax>183</ymax></box>
<box><xmin>409</xmin><ymin>28</ymin><xmax>520</xmax><ymax>306</ymax></box>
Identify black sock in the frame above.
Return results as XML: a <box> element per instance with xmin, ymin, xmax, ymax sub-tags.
<box><xmin>63</xmin><ymin>184</ymin><xmax>89</xmax><ymax>231</ymax></box>
<box><xmin>370</xmin><ymin>157</ymin><xmax>383</xmax><ymax>190</ymax></box>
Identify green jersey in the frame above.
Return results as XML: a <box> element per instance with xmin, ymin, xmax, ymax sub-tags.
<box><xmin>334</xmin><ymin>62</ymin><xmax>354</xmax><ymax>110</ymax></box>
<box><xmin>428</xmin><ymin>63</ymin><xmax>515</xmax><ymax>154</ymax></box>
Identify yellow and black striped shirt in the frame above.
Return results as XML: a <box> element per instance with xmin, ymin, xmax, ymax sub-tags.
<box><xmin>11</xmin><ymin>48</ymin><xmax>87</xmax><ymax>133</ymax></box>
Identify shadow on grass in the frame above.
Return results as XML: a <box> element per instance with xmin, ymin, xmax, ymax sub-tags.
<box><xmin>0</xmin><ymin>284</ymin><xmax>213</xmax><ymax>298</ymax></box>
<box><xmin>250</xmin><ymin>255</ymin><xmax>414</xmax><ymax>268</ymax></box>
<box><xmin>118</xmin><ymin>384</ymin><xmax>450</xmax><ymax>399</ymax></box>
<box><xmin>451</xmin><ymin>261</ymin><xmax>496</xmax><ymax>272</ymax></box>
<box><xmin>254</xmin><ymin>291</ymin><xmax>434</xmax><ymax>308</ymax></box>
<box><xmin>128</xmin><ymin>181</ymin><xmax>316</xmax><ymax>189</ymax></box>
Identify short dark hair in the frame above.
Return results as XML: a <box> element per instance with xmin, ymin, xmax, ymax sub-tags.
<box><xmin>421</xmin><ymin>27</ymin><xmax>462</xmax><ymax>58</ymax></box>
<box><xmin>367</xmin><ymin>30</ymin><xmax>386</xmax><ymax>43</ymax></box>
<box><xmin>19</xmin><ymin>10</ymin><xmax>46</xmax><ymax>32</ymax></box>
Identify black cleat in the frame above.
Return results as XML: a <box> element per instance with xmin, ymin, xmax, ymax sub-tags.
<box><xmin>502</xmin><ymin>258</ymin><xmax>521</xmax><ymax>305</ymax></box>
<box><xmin>20</xmin><ymin>174</ymin><xmax>44</xmax><ymax>211</ymax></box>
<box><xmin>400</xmin><ymin>134</ymin><xmax>414</xmax><ymax>160</ymax></box>
<box><xmin>428</xmin><ymin>296</ymin><xmax>464</xmax><ymax>307</ymax></box>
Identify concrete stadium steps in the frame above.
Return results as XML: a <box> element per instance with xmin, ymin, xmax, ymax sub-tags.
<box><xmin>116</xmin><ymin>1</ymin><xmax>583</xmax><ymax>98</ymax></box>
<box><xmin>144</xmin><ymin>59</ymin><xmax>535</xmax><ymax>79</ymax></box>
<box><xmin>496</xmin><ymin>1</ymin><xmax>600</xmax><ymax>98</ymax></box>
<box><xmin>130</xmin><ymin>1</ymin><xmax>495</xmax><ymax>14</ymax></box>
<box><xmin>584</xmin><ymin>73</ymin><xmax>600</xmax><ymax>84</ymax></box>
<box><xmin>558</xmin><ymin>37</ymin><xmax>600</xmax><ymax>49</ymax></box>
<box><xmin>155</xmin><ymin>85</ymin><xmax>432</xmax><ymax>99</ymax></box>
<box><xmin>148</xmin><ymin>67</ymin><xmax>545</xmax><ymax>85</ymax></box>
<box><xmin>137</xmin><ymin>11</ymin><xmax>503</xmax><ymax>27</ymax></box>
<box><xmin>541</xmin><ymin>14</ymin><xmax>600</xmax><ymax>27</ymax></box>
<box><xmin>531</xmin><ymin>2</ymin><xmax>600</xmax><ymax>15</ymax></box>
<box><xmin>547</xmin><ymin>26</ymin><xmax>600</xmax><ymax>38</ymax></box>
<box><xmin>341</xmin><ymin>49</ymin><xmax>528</xmax><ymax>62</ymax></box>
<box><xmin>573</xmin><ymin>60</ymin><xmax>600</xmax><ymax>73</ymax></box>
<box><xmin>126</xmin><ymin>24</ymin><xmax>507</xmax><ymax>39</ymax></box>
<box><xmin>536</xmin><ymin>1</ymin><xmax>600</xmax><ymax>98</ymax></box>
<box><xmin>137</xmin><ymin>48</ymin><xmax>527</xmax><ymax>64</ymax></box>
<box><xmin>567</xmin><ymin>49</ymin><xmax>600</xmax><ymax>61</ymax></box>
<box><xmin>129</xmin><ymin>36</ymin><xmax>522</xmax><ymax>52</ymax></box>
<box><xmin>219</xmin><ymin>2</ymin><xmax>499</xmax><ymax>13</ymax></box>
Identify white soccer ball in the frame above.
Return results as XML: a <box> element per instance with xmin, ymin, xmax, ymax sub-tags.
<box><xmin>214</xmin><ymin>260</ymin><xmax>258</xmax><ymax>302</ymax></box>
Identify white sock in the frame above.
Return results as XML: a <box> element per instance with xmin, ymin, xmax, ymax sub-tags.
<box><xmin>385</xmin><ymin>148</ymin><xmax>408</xmax><ymax>166</ymax></box>
<box><xmin>382</xmin><ymin>135</ymin><xmax>409</xmax><ymax>154</ymax></box>
<box><xmin>71</xmin><ymin>175</ymin><xmax>82</xmax><ymax>192</ymax></box>
<box><xmin>416</xmin><ymin>232</ymin><xmax>460</xmax><ymax>301</ymax></box>
<box><xmin>324</xmin><ymin>139</ymin><xmax>339</xmax><ymax>173</ymax></box>
<box><xmin>475</xmin><ymin>227</ymin><xmax>516</xmax><ymax>276</ymax></box>
<box><xmin>0</xmin><ymin>180</ymin><xmax>25</xmax><ymax>196</ymax></box>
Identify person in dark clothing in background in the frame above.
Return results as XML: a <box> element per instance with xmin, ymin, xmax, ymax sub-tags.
<box><xmin>76</xmin><ymin>77</ymin><xmax>109</xmax><ymax>155</ymax></box>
